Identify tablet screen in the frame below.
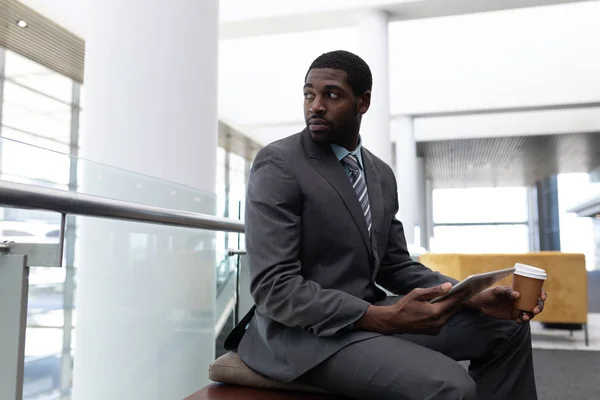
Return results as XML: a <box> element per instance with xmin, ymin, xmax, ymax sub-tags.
<box><xmin>429</xmin><ymin>267</ymin><xmax>515</xmax><ymax>304</ymax></box>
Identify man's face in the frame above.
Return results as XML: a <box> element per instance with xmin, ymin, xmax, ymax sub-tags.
<box><xmin>303</xmin><ymin>68</ymin><xmax>370</xmax><ymax>145</ymax></box>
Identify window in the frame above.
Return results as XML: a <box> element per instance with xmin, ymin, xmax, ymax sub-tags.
<box><xmin>2</xmin><ymin>81</ymin><xmax>71</xmax><ymax>143</ymax></box>
<box><xmin>1</xmin><ymin>47</ymin><xmax>80</xmax><ymax>400</ymax></box>
<box><xmin>558</xmin><ymin>173</ymin><xmax>600</xmax><ymax>271</ymax></box>
<box><xmin>433</xmin><ymin>187</ymin><xmax>528</xmax><ymax>224</ymax></box>
<box><xmin>433</xmin><ymin>224</ymin><xmax>529</xmax><ymax>254</ymax></box>
<box><xmin>431</xmin><ymin>187</ymin><xmax>530</xmax><ymax>254</ymax></box>
<box><xmin>4</xmin><ymin>50</ymin><xmax>73</xmax><ymax>103</ymax></box>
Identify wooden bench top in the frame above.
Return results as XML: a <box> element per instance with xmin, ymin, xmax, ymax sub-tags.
<box><xmin>186</xmin><ymin>383</ymin><xmax>347</xmax><ymax>400</ymax></box>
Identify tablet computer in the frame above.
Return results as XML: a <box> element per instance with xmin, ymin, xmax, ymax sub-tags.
<box><xmin>429</xmin><ymin>267</ymin><xmax>516</xmax><ymax>304</ymax></box>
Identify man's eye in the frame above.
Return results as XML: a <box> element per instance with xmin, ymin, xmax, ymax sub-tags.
<box><xmin>328</xmin><ymin>92</ymin><xmax>339</xmax><ymax>99</ymax></box>
<box><xmin>304</xmin><ymin>93</ymin><xmax>314</xmax><ymax>100</ymax></box>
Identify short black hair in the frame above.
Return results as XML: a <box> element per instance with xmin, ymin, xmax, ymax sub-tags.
<box><xmin>305</xmin><ymin>50</ymin><xmax>372</xmax><ymax>96</ymax></box>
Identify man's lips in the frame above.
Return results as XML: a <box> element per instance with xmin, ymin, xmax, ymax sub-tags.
<box><xmin>309</xmin><ymin>119</ymin><xmax>329</xmax><ymax>131</ymax></box>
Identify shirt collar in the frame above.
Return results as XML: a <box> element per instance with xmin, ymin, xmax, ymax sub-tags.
<box><xmin>330</xmin><ymin>137</ymin><xmax>365</xmax><ymax>170</ymax></box>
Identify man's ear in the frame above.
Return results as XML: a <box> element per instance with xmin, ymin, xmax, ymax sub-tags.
<box><xmin>358</xmin><ymin>91</ymin><xmax>371</xmax><ymax>114</ymax></box>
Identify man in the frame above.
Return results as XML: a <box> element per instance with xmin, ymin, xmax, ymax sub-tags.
<box><xmin>225</xmin><ymin>50</ymin><xmax>546</xmax><ymax>399</ymax></box>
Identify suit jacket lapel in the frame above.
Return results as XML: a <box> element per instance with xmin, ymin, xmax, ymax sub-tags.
<box><xmin>362</xmin><ymin>149</ymin><xmax>385</xmax><ymax>277</ymax></box>
<box><xmin>301</xmin><ymin>130</ymin><xmax>371</xmax><ymax>253</ymax></box>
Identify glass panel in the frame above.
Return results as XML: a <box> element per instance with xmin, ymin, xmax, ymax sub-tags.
<box><xmin>216</xmin><ymin>255</ymin><xmax>237</xmax><ymax>318</ymax></box>
<box><xmin>4</xmin><ymin>50</ymin><xmax>74</xmax><ymax>104</ymax></box>
<box><xmin>433</xmin><ymin>187</ymin><xmax>528</xmax><ymax>224</ymax></box>
<box><xmin>1</xmin><ymin>138</ymin><xmax>221</xmax><ymax>399</ymax></box>
<box><xmin>432</xmin><ymin>224</ymin><xmax>529</xmax><ymax>254</ymax></box>
<box><xmin>1</xmin><ymin>126</ymin><xmax>70</xmax><ymax>153</ymax></box>
<box><xmin>72</xmin><ymin>215</ymin><xmax>216</xmax><ymax>400</ymax></box>
<box><xmin>75</xmin><ymin>155</ymin><xmax>215</xmax><ymax>213</ymax></box>
<box><xmin>0</xmin><ymin>136</ymin><xmax>70</xmax><ymax>187</ymax></box>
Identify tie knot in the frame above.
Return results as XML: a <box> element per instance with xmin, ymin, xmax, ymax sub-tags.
<box><xmin>342</xmin><ymin>154</ymin><xmax>360</xmax><ymax>171</ymax></box>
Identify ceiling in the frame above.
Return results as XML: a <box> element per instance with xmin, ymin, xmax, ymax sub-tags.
<box><xmin>17</xmin><ymin>0</ymin><xmax>593</xmax><ymax>39</ymax></box>
<box><xmin>418</xmin><ymin>131</ymin><xmax>600</xmax><ymax>188</ymax></box>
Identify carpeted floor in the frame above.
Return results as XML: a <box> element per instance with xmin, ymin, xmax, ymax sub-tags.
<box><xmin>458</xmin><ymin>348</ymin><xmax>600</xmax><ymax>399</ymax></box>
<box><xmin>534</xmin><ymin>349</ymin><xmax>600</xmax><ymax>400</ymax></box>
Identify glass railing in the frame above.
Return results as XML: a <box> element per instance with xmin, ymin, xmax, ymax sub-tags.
<box><xmin>0</xmin><ymin>137</ymin><xmax>244</xmax><ymax>400</ymax></box>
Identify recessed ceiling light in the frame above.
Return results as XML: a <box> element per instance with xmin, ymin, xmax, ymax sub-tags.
<box><xmin>17</xmin><ymin>20</ymin><xmax>28</xmax><ymax>28</ymax></box>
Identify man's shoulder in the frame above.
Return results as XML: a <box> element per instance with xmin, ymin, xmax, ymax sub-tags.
<box><xmin>259</xmin><ymin>131</ymin><xmax>304</xmax><ymax>157</ymax></box>
<box><xmin>362</xmin><ymin>147</ymin><xmax>395</xmax><ymax>178</ymax></box>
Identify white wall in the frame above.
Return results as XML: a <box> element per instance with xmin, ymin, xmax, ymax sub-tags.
<box><xmin>389</xmin><ymin>1</ymin><xmax>600</xmax><ymax>115</ymax></box>
<box><xmin>218</xmin><ymin>27</ymin><xmax>359</xmax><ymax>128</ymax></box>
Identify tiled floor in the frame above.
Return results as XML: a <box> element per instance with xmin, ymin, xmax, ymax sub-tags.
<box><xmin>531</xmin><ymin>313</ymin><xmax>600</xmax><ymax>351</ymax></box>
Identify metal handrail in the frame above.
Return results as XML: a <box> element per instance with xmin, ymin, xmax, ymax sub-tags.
<box><xmin>0</xmin><ymin>180</ymin><xmax>245</xmax><ymax>233</ymax></box>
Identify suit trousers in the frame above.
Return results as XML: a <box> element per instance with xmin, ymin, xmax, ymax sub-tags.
<box><xmin>299</xmin><ymin>304</ymin><xmax>537</xmax><ymax>400</ymax></box>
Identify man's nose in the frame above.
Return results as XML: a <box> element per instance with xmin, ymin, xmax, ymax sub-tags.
<box><xmin>310</xmin><ymin>96</ymin><xmax>326</xmax><ymax>114</ymax></box>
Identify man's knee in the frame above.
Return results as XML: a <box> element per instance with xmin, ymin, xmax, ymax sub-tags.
<box><xmin>408</xmin><ymin>362</ymin><xmax>476</xmax><ymax>400</ymax></box>
<box><xmin>433</xmin><ymin>369</ymin><xmax>477</xmax><ymax>400</ymax></box>
<box><xmin>382</xmin><ymin>367</ymin><xmax>476</xmax><ymax>400</ymax></box>
<box><xmin>501</xmin><ymin>319</ymin><xmax>532</xmax><ymax>347</ymax></box>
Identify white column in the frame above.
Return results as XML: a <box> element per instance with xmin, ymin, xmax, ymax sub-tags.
<box><xmin>358</xmin><ymin>10</ymin><xmax>392</xmax><ymax>166</ymax></box>
<box><xmin>80</xmin><ymin>0</ymin><xmax>217</xmax><ymax>192</ymax></box>
<box><xmin>416</xmin><ymin>157</ymin><xmax>428</xmax><ymax>248</ymax></box>
<box><xmin>425</xmin><ymin>179</ymin><xmax>435</xmax><ymax>251</ymax></box>
<box><xmin>74</xmin><ymin>1</ymin><xmax>219</xmax><ymax>399</ymax></box>
<box><xmin>392</xmin><ymin>116</ymin><xmax>418</xmax><ymax>245</ymax></box>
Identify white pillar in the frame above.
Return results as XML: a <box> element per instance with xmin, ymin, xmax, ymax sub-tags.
<box><xmin>74</xmin><ymin>1</ymin><xmax>219</xmax><ymax>399</ymax></box>
<box><xmin>80</xmin><ymin>0</ymin><xmax>217</xmax><ymax>192</ymax></box>
<box><xmin>416</xmin><ymin>157</ymin><xmax>428</xmax><ymax>248</ymax></box>
<box><xmin>392</xmin><ymin>116</ymin><xmax>418</xmax><ymax>245</ymax></box>
<box><xmin>425</xmin><ymin>179</ymin><xmax>435</xmax><ymax>251</ymax></box>
<box><xmin>358</xmin><ymin>10</ymin><xmax>391</xmax><ymax>166</ymax></box>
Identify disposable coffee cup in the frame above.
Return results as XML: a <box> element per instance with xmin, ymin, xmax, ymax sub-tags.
<box><xmin>512</xmin><ymin>263</ymin><xmax>547</xmax><ymax>312</ymax></box>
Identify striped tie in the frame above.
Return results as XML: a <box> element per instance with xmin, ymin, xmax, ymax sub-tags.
<box><xmin>342</xmin><ymin>154</ymin><xmax>372</xmax><ymax>235</ymax></box>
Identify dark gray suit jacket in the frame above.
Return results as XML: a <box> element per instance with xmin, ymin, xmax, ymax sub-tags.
<box><xmin>225</xmin><ymin>130</ymin><xmax>453</xmax><ymax>382</ymax></box>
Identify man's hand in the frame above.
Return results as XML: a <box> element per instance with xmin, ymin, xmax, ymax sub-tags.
<box><xmin>356</xmin><ymin>283</ymin><xmax>466</xmax><ymax>335</ymax></box>
<box><xmin>466</xmin><ymin>286</ymin><xmax>547</xmax><ymax>324</ymax></box>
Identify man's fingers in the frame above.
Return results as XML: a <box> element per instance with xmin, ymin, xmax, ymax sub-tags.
<box><xmin>540</xmin><ymin>289</ymin><xmax>547</xmax><ymax>301</ymax></box>
<box><xmin>435</xmin><ymin>296</ymin><xmax>464</xmax><ymax>314</ymax></box>
<box><xmin>494</xmin><ymin>285</ymin><xmax>517</xmax><ymax>298</ymax></box>
<box><xmin>533</xmin><ymin>299</ymin><xmax>544</xmax><ymax>314</ymax></box>
<box><xmin>413</xmin><ymin>283</ymin><xmax>453</xmax><ymax>301</ymax></box>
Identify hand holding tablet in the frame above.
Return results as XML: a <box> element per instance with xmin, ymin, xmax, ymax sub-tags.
<box><xmin>429</xmin><ymin>267</ymin><xmax>517</xmax><ymax>304</ymax></box>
